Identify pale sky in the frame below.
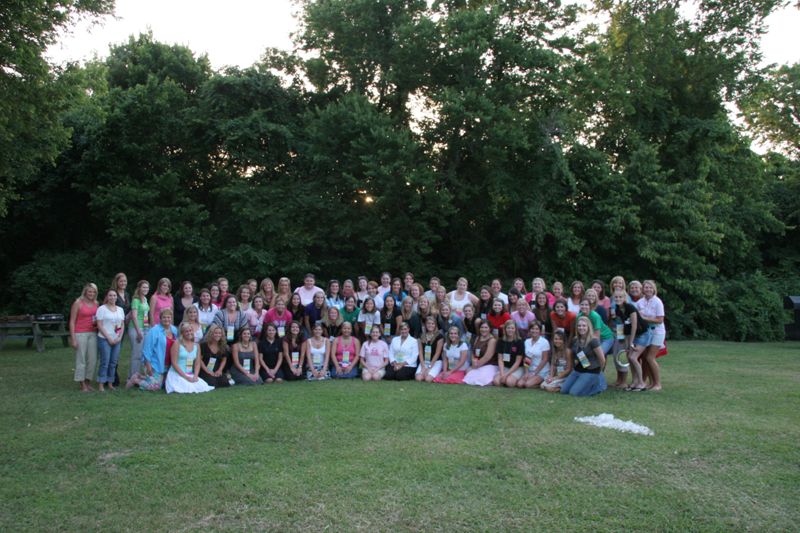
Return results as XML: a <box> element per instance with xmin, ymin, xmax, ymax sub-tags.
<box><xmin>47</xmin><ymin>0</ymin><xmax>799</xmax><ymax>70</ymax></box>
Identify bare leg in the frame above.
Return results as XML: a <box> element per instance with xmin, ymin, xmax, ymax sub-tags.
<box><xmin>644</xmin><ymin>346</ymin><xmax>661</xmax><ymax>391</ymax></box>
<box><xmin>628</xmin><ymin>347</ymin><xmax>645</xmax><ymax>388</ymax></box>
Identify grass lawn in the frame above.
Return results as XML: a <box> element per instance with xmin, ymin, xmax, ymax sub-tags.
<box><xmin>1</xmin><ymin>340</ymin><xmax>798</xmax><ymax>532</ymax></box>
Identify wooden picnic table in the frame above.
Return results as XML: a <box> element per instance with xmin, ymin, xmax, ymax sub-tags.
<box><xmin>0</xmin><ymin>314</ymin><xmax>70</xmax><ymax>352</ymax></box>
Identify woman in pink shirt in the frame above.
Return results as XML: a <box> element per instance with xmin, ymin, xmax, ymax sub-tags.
<box><xmin>265</xmin><ymin>297</ymin><xmax>293</xmax><ymax>339</ymax></box>
<box><xmin>360</xmin><ymin>325</ymin><xmax>389</xmax><ymax>381</ymax></box>
<box><xmin>330</xmin><ymin>321</ymin><xmax>361</xmax><ymax>379</ymax></box>
<box><xmin>69</xmin><ymin>282</ymin><xmax>99</xmax><ymax>392</ymax></box>
<box><xmin>149</xmin><ymin>277</ymin><xmax>173</xmax><ymax>326</ymax></box>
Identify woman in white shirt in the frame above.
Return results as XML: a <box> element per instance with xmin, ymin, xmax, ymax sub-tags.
<box><xmin>385</xmin><ymin>322</ymin><xmax>419</xmax><ymax>380</ymax></box>
<box><xmin>635</xmin><ymin>280</ymin><xmax>666</xmax><ymax>391</ymax></box>
<box><xmin>357</xmin><ymin>297</ymin><xmax>381</xmax><ymax>341</ymax></box>
<box><xmin>95</xmin><ymin>289</ymin><xmax>125</xmax><ymax>392</ymax></box>
<box><xmin>518</xmin><ymin>321</ymin><xmax>551</xmax><ymax>389</ymax></box>
<box><xmin>434</xmin><ymin>326</ymin><xmax>470</xmax><ymax>384</ymax></box>
<box><xmin>194</xmin><ymin>288</ymin><xmax>218</xmax><ymax>334</ymax></box>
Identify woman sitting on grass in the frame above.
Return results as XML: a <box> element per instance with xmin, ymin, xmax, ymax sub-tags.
<box><xmin>434</xmin><ymin>326</ymin><xmax>470</xmax><ymax>384</ymax></box>
<box><xmin>330</xmin><ymin>321</ymin><xmax>360</xmax><ymax>379</ymax></box>
<box><xmin>360</xmin><ymin>324</ymin><xmax>389</xmax><ymax>381</ymax></box>
<box><xmin>230</xmin><ymin>327</ymin><xmax>263</xmax><ymax>385</ymax></box>
<box><xmin>463</xmin><ymin>321</ymin><xmax>498</xmax><ymax>386</ymax></box>
<box><xmin>385</xmin><ymin>322</ymin><xmax>419</xmax><ymax>380</ymax></box>
<box><xmin>165</xmin><ymin>322</ymin><xmax>214</xmax><ymax>394</ymax></box>
<box><xmin>541</xmin><ymin>330</ymin><xmax>571</xmax><ymax>392</ymax></box>
<box><xmin>518</xmin><ymin>321</ymin><xmax>550</xmax><ymax>389</ymax></box>
<box><xmin>126</xmin><ymin>308</ymin><xmax>176</xmax><ymax>391</ymax></box>
<box><xmin>282</xmin><ymin>321</ymin><xmax>305</xmax><ymax>381</ymax></box>
<box><xmin>304</xmin><ymin>323</ymin><xmax>331</xmax><ymax>381</ymax></box>
<box><xmin>493</xmin><ymin>320</ymin><xmax>524</xmax><ymax>387</ymax></box>
<box><xmin>198</xmin><ymin>324</ymin><xmax>230</xmax><ymax>388</ymax></box>
<box><xmin>257</xmin><ymin>323</ymin><xmax>284</xmax><ymax>384</ymax></box>
<box><xmin>560</xmin><ymin>317</ymin><xmax>607</xmax><ymax>397</ymax></box>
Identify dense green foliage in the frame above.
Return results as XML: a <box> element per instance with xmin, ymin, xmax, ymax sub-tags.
<box><xmin>1</xmin><ymin>1</ymin><xmax>797</xmax><ymax>341</ymax></box>
<box><xmin>1</xmin><ymin>340</ymin><xmax>799</xmax><ymax>530</ymax></box>
<box><xmin>0</xmin><ymin>0</ymin><xmax>115</xmax><ymax>216</ymax></box>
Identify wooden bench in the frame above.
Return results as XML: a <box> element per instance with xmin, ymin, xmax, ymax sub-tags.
<box><xmin>0</xmin><ymin>314</ymin><xmax>70</xmax><ymax>352</ymax></box>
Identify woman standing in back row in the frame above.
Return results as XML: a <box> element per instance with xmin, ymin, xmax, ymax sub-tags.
<box><xmin>150</xmin><ymin>278</ymin><xmax>173</xmax><ymax>327</ymax></box>
<box><xmin>95</xmin><ymin>289</ymin><xmax>125</xmax><ymax>392</ymax></box>
<box><xmin>128</xmin><ymin>280</ymin><xmax>150</xmax><ymax>379</ymax></box>
<box><xmin>69</xmin><ymin>283</ymin><xmax>99</xmax><ymax>392</ymax></box>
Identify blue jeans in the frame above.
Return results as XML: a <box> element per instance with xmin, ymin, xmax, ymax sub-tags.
<box><xmin>600</xmin><ymin>337</ymin><xmax>614</xmax><ymax>355</ymax></box>
<box><xmin>97</xmin><ymin>336</ymin><xmax>121</xmax><ymax>384</ymax></box>
<box><xmin>560</xmin><ymin>370</ymin><xmax>607</xmax><ymax>397</ymax></box>
<box><xmin>331</xmin><ymin>364</ymin><xmax>359</xmax><ymax>379</ymax></box>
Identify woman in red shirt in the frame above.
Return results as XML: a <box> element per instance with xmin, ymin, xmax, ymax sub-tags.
<box><xmin>549</xmin><ymin>300</ymin><xmax>576</xmax><ymax>339</ymax></box>
<box><xmin>486</xmin><ymin>299</ymin><xmax>510</xmax><ymax>337</ymax></box>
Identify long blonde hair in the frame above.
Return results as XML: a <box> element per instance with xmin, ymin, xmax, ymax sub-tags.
<box><xmin>80</xmin><ymin>282</ymin><xmax>98</xmax><ymax>302</ymax></box>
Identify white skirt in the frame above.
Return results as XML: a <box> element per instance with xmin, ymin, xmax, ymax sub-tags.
<box><xmin>165</xmin><ymin>368</ymin><xmax>214</xmax><ymax>394</ymax></box>
<box><xmin>415</xmin><ymin>360</ymin><xmax>442</xmax><ymax>378</ymax></box>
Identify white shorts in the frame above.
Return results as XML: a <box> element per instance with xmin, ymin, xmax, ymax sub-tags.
<box><xmin>416</xmin><ymin>360</ymin><xmax>442</xmax><ymax>378</ymax></box>
<box><xmin>500</xmin><ymin>367</ymin><xmax>524</xmax><ymax>380</ymax></box>
<box><xmin>649</xmin><ymin>331</ymin><xmax>666</xmax><ymax>347</ymax></box>
<box><xmin>362</xmin><ymin>368</ymin><xmax>386</xmax><ymax>380</ymax></box>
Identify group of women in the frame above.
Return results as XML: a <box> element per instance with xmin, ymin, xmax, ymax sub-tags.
<box><xmin>69</xmin><ymin>272</ymin><xmax>666</xmax><ymax>396</ymax></box>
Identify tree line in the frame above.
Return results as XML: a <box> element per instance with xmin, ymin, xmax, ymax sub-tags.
<box><xmin>1</xmin><ymin>0</ymin><xmax>798</xmax><ymax>341</ymax></box>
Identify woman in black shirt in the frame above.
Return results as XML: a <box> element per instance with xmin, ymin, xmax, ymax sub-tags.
<box><xmin>560</xmin><ymin>316</ymin><xmax>607</xmax><ymax>396</ymax></box>
<box><xmin>493</xmin><ymin>320</ymin><xmax>524</xmax><ymax>387</ymax></box>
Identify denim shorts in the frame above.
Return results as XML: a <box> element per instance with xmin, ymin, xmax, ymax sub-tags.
<box><xmin>634</xmin><ymin>330</ymin><xmax>652</xmax><ymax>347</ymax></box>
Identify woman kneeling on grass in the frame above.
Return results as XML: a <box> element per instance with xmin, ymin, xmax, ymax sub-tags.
<box><xmin>541</xmin><ymin>330</ymin><xmax>571</xmax><ymax>392</ymax></box>
<box><xmin>463</xmin><ymin>321</ymin><xmax>498</xmax><ymax>386</ymax></box>
<box><xmin>493</xmin><ymin>320</ymin><xmax>524</xmax><ymax>387</ymax></box>
<box><xmin>360</xmin><ymin>324</ymin><xmax>389</xmax><ymax>381</ymax></box>
<box><xmin>416</xmin><ymin>315</ymin><xmax>444</xmax><ymax>383</ymax></box>
<box><xmin>126</xmin><ymin>309</ymin><xmax>177</xmax><ymax>391</ymax></box>
<box><xmin>517</xmin><ymin>321</ymin><xmax>550</xmax><ymax>389</ymax></box>
<box><xmin>331</xmin><ymin>321</ymin><xmax>361</xmax><ymax>379</ymax></box>
<box><xmin>166</xmin><ymin>323</ymin><xmax>214</xmax><ymax>394</ymax></box>
<box><xmin>230</xmin><ymin>328</ymin><xmax>263</xmax><ymax>385</ymax></box>
<box><xmin>386</xmin><ymin>322</ymin><xmax>419</xmax><ymax>380</ymax></box>
<box><xmin>434</xmin><ymin>326</ymin><xmax>470</xmax><ymax>384</ymax></box>
<box><xmin>561</xmin><ymin>317</ymin><xmax>607</xmax><ymax>397</ymax></box>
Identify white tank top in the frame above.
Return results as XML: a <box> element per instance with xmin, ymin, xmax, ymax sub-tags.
<box><xmin>449</xmin><ymin>292</ymin><xmax>469</xmax><ymax>318</ymax></box>
<box><xmin>309</xmin><ymin>340</ymin><xmax>327</xmax><ymax>367</ymax></box>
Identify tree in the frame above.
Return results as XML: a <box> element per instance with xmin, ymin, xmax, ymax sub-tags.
<box><xmin>0</xmin><ymin>0</ymin><xmax>114</xmax><ymax>216</ymax></box>
<box><xmin>741</xmin><ymin>63</ymin><xmax>800</xmax><ymax>159</ymax></box>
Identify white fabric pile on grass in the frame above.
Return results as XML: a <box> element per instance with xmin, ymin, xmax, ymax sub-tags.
<box><xmin>574</xmin><ymin>413</ymin><xmax>654</xmax><ymax>436</ymax></box>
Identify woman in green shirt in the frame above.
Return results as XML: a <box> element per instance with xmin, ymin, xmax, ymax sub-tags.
<box><xmin>578</xmin><ymin>299</ymin><xmax>614</xmax><ymax>356</ymax></box>
<box><xmin>128</xmin><ymin>280</ymin><xmax>150</xmax><ymax>378</ymax></box>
